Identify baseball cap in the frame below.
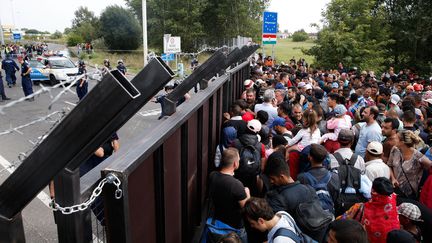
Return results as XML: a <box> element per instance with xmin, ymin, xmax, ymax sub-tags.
<box><xmin>247</xmin><ymin>119</ymin><xmax>262</xmax><ymax>133</ymax></box>
<box><xmin>334</xmin><ymin>104</ymin><xmax>347</xmax><ymax>116</ymax></box>
<box><xmin>242</xmin><ymin>112</ymin><xmax>254</xmax><ymax>122</ymax></box>
<box><xmin>298</xmin><ymin>82</ymin><xmax>306</xmax><ymax>88</ymax></box>
<box><xmin>413</xmin><ymin>83</ymin><xmax>423</xmax><ymax>91</ymax></box>
<box><xmin>244</xmin><ymin>79</ymin><xmax>254</xmax><ymax>89</ymax></box>
<box><xmin>305</xmin><ymin>84</ymin><xmax>312</xmax><ymax>90</ymax></box>
<box><xmin>367</xmin><ymin>141</ymin><xmax>383</xmax><ymax>155</ymax></box>
<box><xmin>269</xmin><ymin>117</ymin><xmax>286</xmax><ymax>128</ymax></box>
<box><xmin>331</xmin><ymin>82</ymin><xmax>339</xmax><ymax>89</ymax></box>
<box><xmin>398</xmin><ymin>203</ymin><xmax>423</xmax><ymax>222</ymax></box>
<box><xmin>390</xmin><ymin>94</ymin><xmax>400</xmax><ymax>105</ymax></box>
<box><xmin>338</xmin><ymin>129</ymin><xmax>354</xmax><ymax>142</ymax></box>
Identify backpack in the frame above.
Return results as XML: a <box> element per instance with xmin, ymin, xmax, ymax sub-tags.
<box><xmin>295</xmin><ymin>199</ymin><xmax>334</xmax><ymax>235</ymax></box>
<box><xmin>302</xmin><ymin>171</ymin><xmax>334</xmax><ymax>214</ymax></box>
<box><xmin>233</xmin><ymin>141</ymin><xmax>261</xmax><ymax>179</ymax></box>
<box><xmin>271</xmin><ymin>213</ymin><xmax>318</xmax><ymax>243</ymax></box>
<box><xmin>202</xmin><ymin>217</ymin><xmax>241</xmax><ymax>243</ymax></box>
<box><xmin>333</xmin><ymin>152</ymin><xmax>366</xmax><ymax>214</ymax></box>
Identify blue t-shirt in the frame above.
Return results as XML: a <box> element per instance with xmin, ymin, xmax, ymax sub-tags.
<box><xmin>355</xmin><ymin>121</ymin><xmax>383</xmax><ymax>157</ymax></box>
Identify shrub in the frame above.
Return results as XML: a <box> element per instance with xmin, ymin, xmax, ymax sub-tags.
<box><xmin>67</xmin><ymin>33</ymin><xmax>84</xmax><ymax>47</ymax></box>
<box><xmin>99</xmin><ymin>6</ymin><xmax>142</xmax><ymax>50</ymax></box>
<box><xmin>292</xmin><ymin>30</ymin><xmax>309</xmax><ymax>42</ymax></box>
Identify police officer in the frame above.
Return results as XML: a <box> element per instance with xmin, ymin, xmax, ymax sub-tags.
<box><xmin>76</xmin><ymin>60</ymin><xmax>88</xmax><ymax>101</ymax></box>
<box><xmin>0</xmin><ymin>71</ymin><xmax>11</xmax><ymax>102</ymax></box>
<box><xmin>19</xmin><ymin>57</ymin><xmax>34</xmax><ymax>101</ymax></box>
<box><xmin>103</xmin><ymin>59</ymin><xmax>111</xmax><ymax>70</ymax></box>
<box><xmin>116</xmin><ymin>59</ymin><xmax>127</xmax><ymax>75</ymax></box>
<box><xmin>1</xmin><ymin>54</ymin><xmax>19</xmax><ymax>88</ymax></box>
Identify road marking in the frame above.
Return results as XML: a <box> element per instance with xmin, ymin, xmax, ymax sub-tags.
<box><xmin>64</xmin><ymin>101</ymin><xmax>77</xmax><ymax>106</ymax></box>
<box><xmin>0</xmin><ymin>153</ymin><xmax>103</xmax><ymax>242</ymax></box>
<box><xmin>0</xmin><ymin>154</ymin><xmax>52</xmax><ymax>208</ymax></box>
<box><xmin>139</xmin><ymin>108</ymin><xmax>161</xmax><ymax>117</ymax></box>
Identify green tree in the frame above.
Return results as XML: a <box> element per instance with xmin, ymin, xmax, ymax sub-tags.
<box><xmin>73</xmin><ymin>22</ymin><xmax>98</xmax><ymax>43</ymax></box>
<box><xmin>378</xmin><ymin>0</ymin><xmax>432</xmax><ymax>73</ymax></box>
<box><xmin>72</xmin><ymin>6</ymin><xmax>98</xmax><ymax>29</ymax></box>
<box><xmin>99</xmin><ymin>5</ymin><xmax>142</xmax><ymax>50</ymax></box>
<box><xmin>306</xmin><ymin>0</ymin><xmax>392</xmax><ymax>71</ymax></box>
<box><xmin>25</xmin><ymin>29</ymin><xmax>41</xmax><ymax>34</ymax></box>
<box><xmin>201</xmin><ymin>0</ymin><xmax>268</xmax><ymax>46</ymax></box>
<box><xmin>67</xmin><ymin>33</ymin><xmax>84</xmax><ymax>46</ymax></box>
<box><xmin>125</xmin><ymin>0</ymin><xmax>207</xmax><ymax>52</ymax></box>
<box><xmin>70</xmin><ymin>6</ymin><xmax>100</xmax><ymax>42</ymax></box>
<box><xmin>51</xmin><ymin>30</ymin><xmax>63</xmax><ymax>39</ymax></box>
<box><xmin>292</xmin><ymin>29</ymin><xmax>309</xmax><ymax>42</ymax></box>
<box><xmin>125</xmin><ymin>0</ymin><xmax>268</xmax><ymax>51</ymax></box>
<box><xmin>63</xmin><ymin>27</ymin><xmax>72</xmax><ymax>35</ymax></box>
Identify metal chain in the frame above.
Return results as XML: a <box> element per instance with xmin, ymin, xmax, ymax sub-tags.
<box><xmin>50</xmin><ymin>173</ymin><xmax>123</xmax><ymax>215</ymax></box>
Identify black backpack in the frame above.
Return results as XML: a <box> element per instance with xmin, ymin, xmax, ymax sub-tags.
<box><xmin>302</xmin><ymin>171</ymin><xmax>335</xmax><ymax>214</ymax></box>
<box><xmin>234</xmin><ymin>141</ymin><xmax>261</xmax><ymax>179</ymax></box>
<box><xmin>333</xmin><ymin>152</ymin><xmax>366</xmax><ymax>214</ymax></box>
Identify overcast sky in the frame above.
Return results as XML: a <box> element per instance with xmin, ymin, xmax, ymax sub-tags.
<box><xmin>0</xmin><ymin>0</ymin><xmax>330</xmax><ymax>33</ymax></box>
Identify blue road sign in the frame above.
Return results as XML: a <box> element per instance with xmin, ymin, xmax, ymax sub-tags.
<box><xmin>13</xmin><ymin>33</ymin><xmax>21</xmax><ymax>40</ymax></box>
<box><xmin>161</xmin><ymin>53</ymin><xmax>175</xmax><ymax>61</ymax></box>
<box><xmin>263</xmin><ymin>12</ymin><xmax>278</xmax><ymax>34</ymax></box>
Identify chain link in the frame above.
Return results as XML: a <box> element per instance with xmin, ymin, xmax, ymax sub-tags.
<box><xmin>50</xmin><ymin>173</ymin><xmax>123</xmax><ymax>215</ymax></box>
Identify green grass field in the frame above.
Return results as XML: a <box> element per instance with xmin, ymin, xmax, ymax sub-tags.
<box><xmin>259</xmin><ymin>38</ymin><xmax>316</xmax><ymax>65</ymax></box>
<box><xmin>66</xmin><ymin>37</ymin><xmax>316</xmax><ymax>74</ymax></box>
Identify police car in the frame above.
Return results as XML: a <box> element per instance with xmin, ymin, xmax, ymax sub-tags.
<box><xmin>32</xmin><ymin>56</ymin><xmax>79</xmax><ymax>85</ymax></box>
<box><xmin>29</xmin><ymin>60</ymin><xmax>50</xmax><ymax>83</ymax></box>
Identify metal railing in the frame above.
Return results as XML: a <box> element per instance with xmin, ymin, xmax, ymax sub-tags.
<box><xmin>0</xmin><ymin>44</ymin><xmax>258</xmax><ymax>243</ymax></box>
<box><xmin>98</xmin><ymin>60</ymin><xmax>250</xmax><ymax>243</ymax></box>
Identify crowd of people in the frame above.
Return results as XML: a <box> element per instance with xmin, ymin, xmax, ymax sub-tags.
<box><xmin>204</xmin><ymin>56</ymin><xmax>432</xmax><ymax>243</ymax></box>
<box><xmin>76</xmin><ymin>43</ymin><xmax>94</xmax><ymax>55</ymax></box>
<box><xmin>1</xmin><ymin>43</ymin><xmax>49</xmax><ymax>58</ymax></box>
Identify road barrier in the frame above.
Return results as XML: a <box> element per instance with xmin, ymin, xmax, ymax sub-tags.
<box><xmin>0</xmin><ymin>44</ymin><xmax>259</xmax><ymax>243</ymax></box>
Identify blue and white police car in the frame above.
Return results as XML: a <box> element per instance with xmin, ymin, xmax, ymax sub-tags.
<box><xmin>31</xmin><ymin>56</ymin><xmax>79</xmax><ymax>85</ymax></box>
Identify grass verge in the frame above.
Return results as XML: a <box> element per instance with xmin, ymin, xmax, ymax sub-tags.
<box><xmin>258</xmin><ymin>38</ymin><xmax>316</xmax><ymax>65</ymax></box>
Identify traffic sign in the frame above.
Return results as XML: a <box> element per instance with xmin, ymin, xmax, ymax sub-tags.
<box><xmin>262</xmin><ymin>11</ymin><xmax>278</xmax><ymax>45</ymax></box>
<box><xmin>12</xmin><ymin>33</ymin><xmax>21</xmax><ymax>41</ymax></box>
<box><xmin>161</xmin><ymin>53</ymin><xmax>175</xmax><ymax>61</ymax></box>
<box><xmin>164</xmin><ymin>36</ymin><xmax>181</xmax><ymax>53</ymax></box>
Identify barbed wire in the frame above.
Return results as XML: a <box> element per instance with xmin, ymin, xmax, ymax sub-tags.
<box><xmin>0</xmin><ymin>69</ymin><xmax>103</xmax><ymax>114</ymax></box>
<box><xmin>0</xmin><ymin>107</ymin><xmax>69</xmax><ymax>175</ymax></box>
<box><xmin>0</xmin><ymin>110</ymin><xmax>64</xmax><ymax>136</ymax></box>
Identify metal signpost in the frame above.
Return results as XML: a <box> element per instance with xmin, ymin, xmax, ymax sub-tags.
<box><xmin>262</xmin><ymin>11</ymin><xmax>278</xmax><ymax>60</ymax></box>
<box><xmin>163</xmin><ymin>35</ymin><xmax>181</xmax><ymax>73</ymax></box>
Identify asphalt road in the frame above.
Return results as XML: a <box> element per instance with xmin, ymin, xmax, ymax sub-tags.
<box><xmin>0</xmin><ymin>43</ymin><xmax>167</xmax><ymax>242</ymax></box>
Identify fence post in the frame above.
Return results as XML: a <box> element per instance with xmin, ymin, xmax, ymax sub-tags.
<box><xmin>54</xmin><ymin>168</ymin><xmax>92</xmax><ymax>243</ymax></box>
<box><xmin>0</xmin><ymin>213</ymin><xmax>25</xmax><ymax>243</ymax></box>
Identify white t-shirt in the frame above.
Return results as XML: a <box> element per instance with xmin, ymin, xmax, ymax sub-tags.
<box><xmin>287</xmin><ymin>127</ymin><xmax>321</xmax><ymax>150</ymax></box>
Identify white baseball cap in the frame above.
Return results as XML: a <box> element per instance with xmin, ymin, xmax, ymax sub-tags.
<box><xmin>247</xmin><ymin>119</ymin><xmax>262</xmax><ymax>133</ymax></box>
<box><xmin>367</xmin><ymin>141</ymin><xmax>383</xmax><ymax>155</ymax></box>
<box><xmin>244</xmin><ymin>79</ymin><xmax>254</xmax><ymax>89</ymax></box>
<box><xmin>390</xmin><ymin>94</ymin><xmax>400</xmax><ymax>105</ymax></box>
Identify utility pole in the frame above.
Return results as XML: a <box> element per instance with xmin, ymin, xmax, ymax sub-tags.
<box><xmin>142</xmin><ymin>0</ymin><xmax>148</xmax><ymax>66</ymax></box>
<box><xmin>0</xmin><ymin>16</ymin><xmax>5</xmax><ymax>45</ymax></box>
